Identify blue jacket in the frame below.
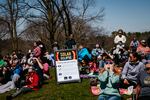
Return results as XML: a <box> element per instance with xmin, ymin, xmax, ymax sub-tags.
<box><xmin>78</xmin><ymin>48</ymin><xmax>91</xmax><ymax>62</ymax></box>
<box><xmin>12</xmin><ymin>64</ymin><xmax>23</xmax><ymax>76</ymax></box>
<box><xmin>91</xmin><ymin>48</ymin><xmax>104</xmax><ymax>57</ymax></box>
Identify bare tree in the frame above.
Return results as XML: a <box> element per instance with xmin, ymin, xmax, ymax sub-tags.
<box><xmin>0</xmin><ymin>18</ymin><xmax>9</xmax><ymax>39</ymax></box>
<box><xmin>0</xmin><ymin>0</ymin><xmax>29</xmax><ymax>51</ymax></box>
<box><xmin>23</xmin><ymin>0</ymin><xmax>104</xmax><ymax>50</ymax></box>
<box><xmin>70</xmin><ymin>0</ymin><xmax>104</xmax><ymax>44</ymax></box>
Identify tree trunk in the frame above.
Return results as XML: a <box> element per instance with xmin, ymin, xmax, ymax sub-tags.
<box><xmin>12</xmin><ymin>22</ymin><xmax>18</xmax><ymax>51</ymax></box>
<box><xmin>62</xmin><ymin>0</ymin><xmax>72</xmax><ymax>38</ymax></box>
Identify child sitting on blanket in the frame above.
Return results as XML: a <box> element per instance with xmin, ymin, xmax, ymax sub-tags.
<box><xmin>97</xmin><ymin>62</ymin><xmax>122</xmax><ymax>100</ymax></box>
<box><xmin>79</xmin><ymin>60</ymin><xmax>90</xmax><ymax>75</ymax></box>
<box><xmin>88</xmin><ymin>56</ymin><xmax>99</xmax><ymax>75</ymax></box>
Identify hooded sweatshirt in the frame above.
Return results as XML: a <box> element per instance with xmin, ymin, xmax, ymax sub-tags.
<box><xmin>121</xmin><ymin>61</ymin><xmax>144</xmax><ymax>84</ymax></box>
<box><xmin>98</xmin><ymin>71</ymin><xmax>120</xmax><ymax>97</ymax></box>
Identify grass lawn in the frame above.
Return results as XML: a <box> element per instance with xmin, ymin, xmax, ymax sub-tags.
<box><xmin>0</xmin><ymin>68</ymin><xmax>98</xmax><ymax>100</ymax></box>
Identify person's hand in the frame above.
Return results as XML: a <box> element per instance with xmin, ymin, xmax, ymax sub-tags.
<box><xmin>33</xmin><ymin>57</ymin><xmax>38</xmax><ymax>60</ymax></box>
<box><xmin>99</xmin><ymin>68</ymin><xmax>105</xmax><ymax>74</ymax></box>
<box><xmin>104</xmin><ymin>64</ymin><xmax>110</xmax><ymax>70</ymax></box>
<box><xmin>123</xmin><ymin>79</ymin><xmax>129</xmax><ymax>85</ymax></box>
<box><xmin>33</xmin><ymin>57</ymin><xmax>39</xmax><ymax>62</ymax></box>
<box><xmin>109</xmin><ymin>64</ymin><xmax>114</xmax><ymax>72</ymax></box>
<box><xmin>113</xmin><ymin>67</ymin><xmax>122</xmax><ymax>75</ymax></box>
<box><xmin>24</xmin><ymin>85</ymin><xmax>28</xmax><ymax>88</ymax></box>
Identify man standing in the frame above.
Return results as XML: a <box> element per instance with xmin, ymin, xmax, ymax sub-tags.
<box><xmin>114</xmin><ymin>29</ymin><xmax>126</xmax><ymax>48</ymax></box>
<box><xmin>65</xmin><ymin>34</ymin><xmax>76</xmax><ymax>49</ymax></box>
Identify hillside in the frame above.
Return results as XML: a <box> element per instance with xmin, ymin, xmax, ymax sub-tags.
<box><xmin>0</xmin><ymin>68</ymin><xmax>97</xmax><ymax>100</ymax></box>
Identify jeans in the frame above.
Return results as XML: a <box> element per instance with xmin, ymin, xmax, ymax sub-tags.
<box><xmin>12</xmin><ymin>87</ymin><xmax>32</xmax><ymax>98</ymax></box>
<box><xmin>98</xmin><ymin>95</ymin><xmax>121</xmax><ymax>100</ymax></box>
<box><xmin>12</xmin><ymin>74</ymin><xmax>20</xmax><ymax>82</ymax></box>
<box><xmin>0</xmin><ymin>81</ymin><xmax>15</xmax><ymax>93</ymax></box>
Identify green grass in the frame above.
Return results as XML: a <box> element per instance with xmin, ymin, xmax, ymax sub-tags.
<box><xmin>0</xmin><ymin>68</ymin><xmax>98</xmax><ymax>100</ymax></box>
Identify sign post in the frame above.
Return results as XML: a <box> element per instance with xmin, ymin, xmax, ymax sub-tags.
<box><xmin>55</xmin><ymin>49</ymin><xmax>80</xmax><ymax>84</ymax></box>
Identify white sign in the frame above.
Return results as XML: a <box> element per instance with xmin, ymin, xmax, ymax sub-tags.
<box><xmin>55</xmin><ymin>49</ymin><xmax>80</xmax><ymax>83</ymax></box>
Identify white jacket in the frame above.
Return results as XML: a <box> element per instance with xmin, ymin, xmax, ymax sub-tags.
<box><xmin>114</xmin><ymin>35</ymin><xmax>126</xmax><ymax>44</ymax></box>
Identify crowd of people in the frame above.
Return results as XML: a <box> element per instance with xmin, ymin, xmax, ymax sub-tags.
<box><xmin>0</xmin><ymin>30</ymin><xmax>150</xmax><ymax>100</ymax></box>
<box><xmin>0</xmin><ymin>40</ymin><xmax>51</xmax><ymax>100</ymax></box>
<box><xmin>77</xmin><ymin>30</ymin><xmax>150</xmax><ymax>100</ymax></box>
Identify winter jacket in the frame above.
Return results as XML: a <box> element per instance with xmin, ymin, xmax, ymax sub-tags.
<box><xmin>78</xmin><ymin>48</ymin><xmax>91</xmax><ymax>62</ymax></box>
<box><xmin>114</xmin><ymin>35</ymin><xmax>126</xmax><ymax>44</ymax></box>
<box><xmin>26</xmin><ymin>72</ymin><xmax>39</xmax><ymax>90</ymax></box>
<box><xmin>12</xmin><ymin>64</ymin><xmax>23</xmax><ymax>76</ymax></box>
<box><xmin>98</xmin><ymin>71</ymin><xmax>120</xmax><ymax>97</ymax></box>
<box><xmin>137</xmin><ymin>45</ymin><xmax>150</xmax><ymax>55</ymax></box>
<box><xmin>91</xmin><ymin>48</ymin><xmax>104</xmax><ymax>57</ymax></box>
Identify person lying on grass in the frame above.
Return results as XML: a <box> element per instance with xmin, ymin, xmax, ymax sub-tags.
<box><xmin>98</xmin><ymin>62</ymin><xmax>122</xmax><ymax>100</ymax></box>
<box><xmin>6</xmin><ymin>66</ymin><xmax>40</xmax><ymax>100</ymax></box>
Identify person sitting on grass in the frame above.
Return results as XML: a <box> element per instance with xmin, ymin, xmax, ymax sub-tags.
<box><xmin>137</xmin><ymin>61</ymin><xmax>150</xmax><ymax>100</ymax></box>
<box><xmin>40</xmin><ymin>57</ymin><xmax>50</xmax><ymax>80</ymax></box>
<box><xmin>78</xmin><ymin>44</ymin><xmax>91</xmax><ymax>63</ymax></box>
<box><xmin>98</xmin><ymin>62</ymin><xmax>122</xmax><ymax>100</ymax></box>
<box><xmin>130</xmin><ymin>37</ymin><xmax>139</xmax><ymax>52</ymax></box>
<box><xmin>137</xmin><ymin>40</ymin><xmax>150</xmax><ymax>56</ymax></box>
<box><xmin>91</xmin><ymin>43</ymin><xmax>104</xmax><ymax>57</ymax></box>
<box><xmin>79</xmin><ymin>59</ymin><xmax>90</xmax><ymax>75</ymax></box>
<box><xmin>33</xmin><ymin>41</ymin><xmax>41</xmax><ymax>58</ymax></box>
<box><xmin>28</xmin><ymin>57</ymin><xmax>44</xmax><ymax>87</ymax></box>
<box><xmin>6</xmin><ymin>66</ymin><xmax>40</xmax><ymax>100</ymax></box>
<box><xmin>88</xmin><ymin>56</ymin><xmax>99</xmax><ymax>75</ymax></box>
<box><xmin>137</xmin><ymin>40</ymin><xmax>150</xmax><ymax>62</ymax></box>
<box><xmin>121</xmin><ymin>52</ymin><xmax>145</xmax><ymax>89</ymax></box>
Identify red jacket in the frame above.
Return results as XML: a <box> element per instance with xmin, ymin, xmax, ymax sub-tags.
<box><xmin>89</xmin><ymin>62</ymin><xmax>99</xmax><ymax>72</ymax></box>
<box><xmin>137</xmin><ymin>44</ymin><xmax>150</xmax><ymax>55</ymax></box>
<box><xmin>26</xmin><ymin>72</ymin><xmax>39</xmax><ymax>90</ymax></box>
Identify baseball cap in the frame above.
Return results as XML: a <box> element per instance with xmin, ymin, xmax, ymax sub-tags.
<box><xmin>141</xmin><ymin>40</ymin><xmax>146</xmax><ymax>43</ymax></box>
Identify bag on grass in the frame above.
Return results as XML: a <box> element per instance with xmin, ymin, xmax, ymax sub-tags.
<box><xmin>91</xmin><ymin>86</ymin><xmax>101</xmax><ymax>96</ymax></box>
<box><xmin>90</xmin><ymin>78</ymin><xmax>101</xmax><ymax>95</ymax></box>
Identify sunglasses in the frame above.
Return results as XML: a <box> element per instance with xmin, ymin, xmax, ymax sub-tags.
<box><xmin>145</xmin><ymin>67</ymin><xmax>150</xmax><ymax>71</ymax></box>
<box><xmin>105</xmin><ymin>61</ymin><xmax>113</xmax><ymax>64</ymax></box>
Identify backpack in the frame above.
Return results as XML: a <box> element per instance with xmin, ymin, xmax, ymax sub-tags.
<box><xmin>132</xmin><ymin>40</ymin><xmax>139</xmax><ymax>48</ymax></box>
